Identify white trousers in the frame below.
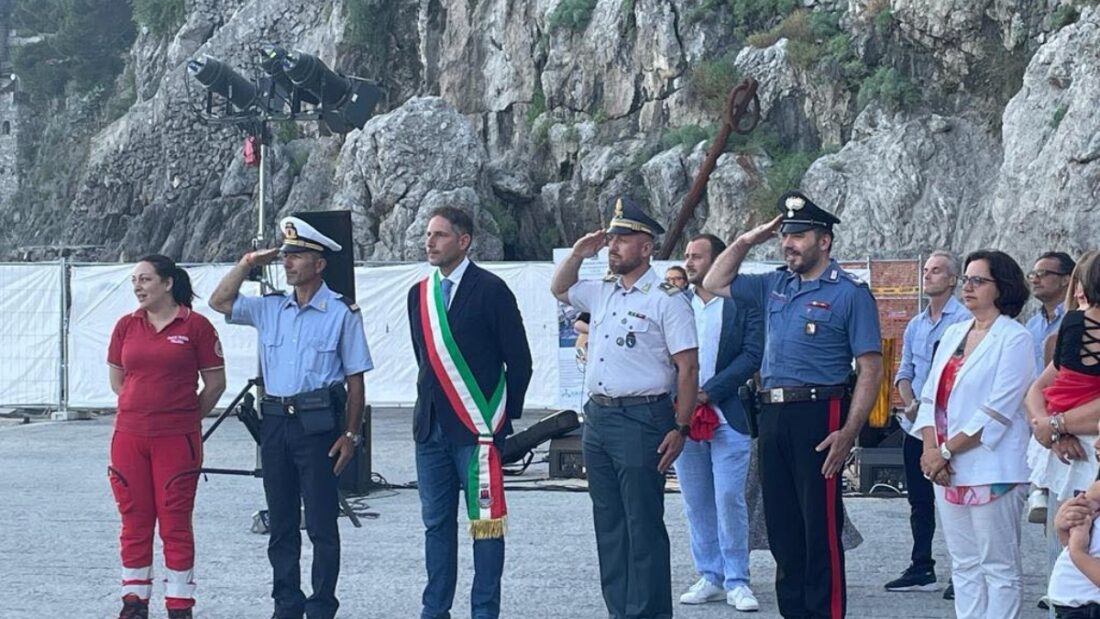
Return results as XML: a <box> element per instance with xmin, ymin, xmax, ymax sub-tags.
<box><xmin>936</xmin><ymin>485</ymin><xmax>1026</xmax><ymax>619</ymax></box>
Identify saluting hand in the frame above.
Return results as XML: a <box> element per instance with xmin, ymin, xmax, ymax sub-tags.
<box><xmin>816</xmin><ymin>429</ymin><xmax>855</xmax><ymax>478</ymax></box>
<box><xmin>737</xmin><ymin>215</ymin><xmax>784</xmax><ymax>247</ymax></box>
<box><xmin>329</xmin><ymin>435</ymin><xmax>355</xmax><ymax>475</ymax></box>
<box><xmin>571</xmin><ymin>230</ymin><xmax>607</xmax><ymax>259</ymax></box>
<box><xmin>657</xmin><ymin>430</ymin><xmax>685</xmax><ymax>473</ymax></box>
<box><xmin>245</xmin><ymin>247</ymin><xmax>280</xmax><ymax>267</ymax></box>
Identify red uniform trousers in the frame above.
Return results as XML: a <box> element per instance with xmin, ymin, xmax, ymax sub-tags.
<box><xmin>108</xmin><ymin>430</ymin><xmax>202</xmax><ymax>611</ymax></box>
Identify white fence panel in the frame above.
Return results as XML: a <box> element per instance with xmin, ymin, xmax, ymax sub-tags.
<box><xmin>0</xmin><ymin>262</ymin><xmax>62</xmax><ymax>406</ymax></box>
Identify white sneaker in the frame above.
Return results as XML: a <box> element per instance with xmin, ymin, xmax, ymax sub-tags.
<box><xmin>1028</xmin><ymin>488</ymin><xmax>1049</xmax><ymax>524</ymax></box>
<box><xmin>728</xmin><ymin>585</ymin><xmax>760</xmax><ymax>612</ymax></box>
<box><xmin>679</xmin><ymin>577</ymin><xmax>725</xmax><ymax>604</ymax></box>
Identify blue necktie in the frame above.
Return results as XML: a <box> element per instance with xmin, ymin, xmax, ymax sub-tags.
<box><xmin>441</xmin><ymin>277</ymin><xmax>454</xmax><ymax>309</ymax></box>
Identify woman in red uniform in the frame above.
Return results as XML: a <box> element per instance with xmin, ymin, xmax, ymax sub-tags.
<box><xmin>107</xmin><ymin>255</ymin><xmax>226</xmax><ymax>619</ymax></box>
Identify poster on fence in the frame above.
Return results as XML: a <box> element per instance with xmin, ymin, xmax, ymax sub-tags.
<box><xmin>552</xmin><ymin>248</ymin><xmax>609</xmax><ymax>412</ymax></box>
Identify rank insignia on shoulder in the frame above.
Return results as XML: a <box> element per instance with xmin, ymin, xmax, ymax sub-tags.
<box><xmin>338</xmin><ymin>296</ymin><xmax>361</xmax><ymax>312</ymax></box>
<box><xmin>843</xmin><ymin>271</ymin><xmax>868</xmax><ymax>287</ymax></box>
<box><xmin>263</xmin><ymin>290</ymin><xmax>287</xmax><ymax>297</ymax></box>
<box><xmin>603</xmin><ymin>273</ymin><xmax>618</xmax><ymax>282</ymax></box>
<box><xmin>658</xmin><ymin>282</ymin><xmax>680</xmax><ymax>295</ymax></box>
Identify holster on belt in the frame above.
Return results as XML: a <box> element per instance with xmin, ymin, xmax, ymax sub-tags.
<box><xmin>261</xmin><ymin>384</ymin><xmax>347</xmax><ymax>436</ymax></box>
<box><xmin>737</xmin><ymin>378</ymin><xmax>760</xmax><ymax>439</ymax></box>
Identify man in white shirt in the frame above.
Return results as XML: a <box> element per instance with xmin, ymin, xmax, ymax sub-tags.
<box><xmin>674</xmin><ymin>234</ymin><xmax>765</xmax><ymax>612</ymax></box>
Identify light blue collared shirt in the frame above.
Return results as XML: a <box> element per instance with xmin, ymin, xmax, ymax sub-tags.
<box><xmin>440</xmin><ymin>256</ymin><xmax>470</xmax><ymax>310</ymax></box>
<box><xmin>1026</xmin><ymin>302</ymin><xmax>1065</xmax><ymax>373</ymax></box>
<box><xmin>894</xmin><ymin>295</ymin><xmax>971</xmax><ymax>401</ymax></box>
<box><xmin>228</xmin><ymin>281</ymin><xmax>373</xmax><ymax>397</ymax></box>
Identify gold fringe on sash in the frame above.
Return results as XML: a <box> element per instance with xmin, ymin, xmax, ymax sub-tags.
<box><xmin>469</xmin><ymin>517</ymin><xmax>507</xmax><ymax>540</ymax></box>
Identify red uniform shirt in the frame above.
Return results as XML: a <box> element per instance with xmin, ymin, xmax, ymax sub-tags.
<box><xmin>107</xmin><ymin>307</ymin><xmax>224</xmax><ymax>436</ymax></box>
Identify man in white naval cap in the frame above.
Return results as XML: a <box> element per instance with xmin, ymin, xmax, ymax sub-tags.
<box><xmin>210</xmin><ymin>216</ymin><xmax>374</xmax><ymax>619</ymax></box>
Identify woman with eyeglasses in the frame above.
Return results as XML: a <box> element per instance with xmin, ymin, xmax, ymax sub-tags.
<box><xmin>913</xmin><ymin>249</ymin><xmax>1034</xmax><ymax>619</ymax></box>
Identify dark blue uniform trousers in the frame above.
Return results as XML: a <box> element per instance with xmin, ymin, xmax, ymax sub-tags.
<box><xmin>583</xmin><ymin>397</ymin><xmax>675</xmax><ymax>619</ymax></box>
<box><xmin>759</xmin><ymin>398</ymin><xmax>847</xmax><ymax>619</ymax></box>
<box><xmin>902</xmin><ymin>432</ymin><xmax>936</xmax><ymax>573</ymax></box>
<box><xmin>261</xmin><ymin>414</ymin><xmax>341</xmax><ymax>619</ymax></box>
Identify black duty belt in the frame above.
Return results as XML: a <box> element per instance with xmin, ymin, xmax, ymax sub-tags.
<box><xmin>757</xmin><ymin>385</ymin><xmax>848</xmax><ymax>405</ymax></box>
<box><xmin>1054</xmin><ymin>603</ymin><xmax>1100</xmax><ymax>619</ymax></box>
<box><xmin>589</xmin><ymin>393</ymin><xmax>669</xmax><ymax>408</ymax></box>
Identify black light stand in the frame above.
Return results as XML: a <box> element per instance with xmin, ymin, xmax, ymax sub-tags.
<box><xmin>188</xmin><ymin>47</ymin><xmax>384</xmax><ymax>527</ymax></box>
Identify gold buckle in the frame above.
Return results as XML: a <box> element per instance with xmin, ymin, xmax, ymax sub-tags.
<box><xmin>769</xmin><ymin>388</ymin><xmax>784</xmax><ymax>404</ymax></box>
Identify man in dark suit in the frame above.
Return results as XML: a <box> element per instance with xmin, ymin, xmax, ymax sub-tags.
<box><xmin>674</xmin><ymin>233</ymin><xmax>765</xmax><ymax>612</ymax></box>
<box><xmin>407</xmin><ymin>206</ymin><xmax>533</xmax><ymax>619</ymax></box>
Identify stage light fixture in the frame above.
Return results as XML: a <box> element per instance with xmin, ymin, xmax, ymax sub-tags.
<box><xmin>187</xmin><ymin>56</ymin><xmax>261</xmax><ymax>113</ymax></box>
<box><xmin>282</xmin><ymin>51</ymin><xmax>384</xmax><ymax>133</ymax></box>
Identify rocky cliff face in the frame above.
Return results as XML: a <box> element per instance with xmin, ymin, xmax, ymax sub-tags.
<box><xmin>2</xmin><ymin>0</ymin><xmax>1097</xmax><ymax>265</ymax></box>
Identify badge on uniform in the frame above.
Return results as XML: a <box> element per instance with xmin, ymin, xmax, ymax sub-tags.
<box><xmin>625</xmin><ymin>332</ymin><xmax>636</xmax><ymax>348</ymax></box>
<box><xmin>805</xmin><ymin>322</ymin><xmax>817</xmax><ymax>336</ymax></box>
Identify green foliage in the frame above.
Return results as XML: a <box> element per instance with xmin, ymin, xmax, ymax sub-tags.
<box><xmin>131</xmin><ymin>0</ymin><xmax>186</xmax><ymax>36</ymax></box>
<box><xmin>526</xmin><ymin>80</ymin><xmax>546</xmax><ymax>127</ymax></box>
<box><xmin>11</xmin><ymin>0</ymin><xmax>136</xmax><ymax>98</ymax></box>
<box><xmin>746</xmin><ymin>10</ymin><xmax>811</xmax><ymax>48</ymax></box>
<box><xmin>274</xmin><ymin>121</ymin><xmax>300</xmax><ymax>144</ymax></box>
<box><xmin>727</xmin><ymin>0</ymin><xmax>801</xmax><ymax>37</ymax></box>
<box><xmin>857</xmin><ymin>67</ymin><xmax>918</xmax><ymax>111</ymax></box>
<box><xmin>1051</xmin><ymin>104</ymin><xmax>1069</xmax><ymax>129</ymax></box>
<box><xmin>689</xmin><ymin>55</ymin><xmax>741</xmax><ymax>113</ymax></box>
<box><xmin>744</xmin><ymin>10</ymin><xmax>842</xmax><ymax>69</ymax></box>
<box><xmin>747</xmin><ymin>149</ymin><xmax>822</xmax><ymax>219</ymax></box>
<box><xmin>548</xmin><ymin>0</ymin><xmax>597</xmax><ymax>32</ymax></box>
<box><xmin>102</xmin><ymin>63</ymin><xmax>137</xmax><ymax>122</ymax></box>
<box><xmin>344</xmin><ymin>0</ymin><xmax>397</xmax><ymax>60</ymax></box>
<box><xmin>1047</xmin><ymin>5</ymin><xmax>1079</xmax><ymax>30</ymax></box>
<box><xmin>873</xmin><ymin>8</ymin><xmax>894</xmax><ymax>34</ymax></box>
<box><xmin>532</xmin><ymin>121</ymin><xmax>550</xmax><ymax>147</ymax></box>
<box><xmin>621</xmin><ymin>0</ymin><xmax>637</xmax><ymax>32</ymax></box>
<box><xmin>660</xmin><ymin>125</ymin><xmax>711</xmax><ymax>151</ymax></box>
<box><xmin>484</xmin><ymin>201</ymin><xmax>518</xmax><ymax>245</ymax></box>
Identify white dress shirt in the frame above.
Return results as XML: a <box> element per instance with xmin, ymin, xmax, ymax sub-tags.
<box><xmin>692</xmin><ymin>291</ymin><xmax>726</xmax><ymax>424</ymax></box>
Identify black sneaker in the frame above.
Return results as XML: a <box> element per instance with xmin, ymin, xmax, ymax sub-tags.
<box><xmin>943</xmin><ymin>583</ymin><xmax>955</xmax><ymax>600</ymax></box>
<box><xmin>884</xmin><ymin>568</ymin><xmax>937</xmax><ymax>592</ymax></box>
<box><xmin>118</xmin><ymin>595</ymin><xmax>149</xmax><ymax>619</ymax></box>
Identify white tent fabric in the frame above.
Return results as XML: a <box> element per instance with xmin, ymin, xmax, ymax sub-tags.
<box><xmin>68</xmin><ymin>264</ymin><xmax>284</xmax><ymax>410</ymax></box>
<box><xmin>0</xmin><ymin>263</ymin><xmax>62</xmax><ymax>406</ymax></box>
<box><xmin>67</xmin><ymin>262</ymin><xmax>559</xmax><ymax>409</ymax></box>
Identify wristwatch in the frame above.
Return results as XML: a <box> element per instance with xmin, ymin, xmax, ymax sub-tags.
<box><xmin>939</xmin><ymin>443</ymin><xmax>953</xmax><ymax>461</ymax></box>
<box><xmin>677</xmin><ymin>423</ymin><xmax>691</xmax><ymax>436</ymax></box>
<box><xmin>344</xmin><ymin>430</ymin><xmax>362</xmax><ymax>447</ymax></box>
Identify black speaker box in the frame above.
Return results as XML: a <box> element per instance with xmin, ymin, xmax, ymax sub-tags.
<box><xmin>295</xmin><ymin>210</ymin><xmax>355</xmax><ymax>300</ymax></box>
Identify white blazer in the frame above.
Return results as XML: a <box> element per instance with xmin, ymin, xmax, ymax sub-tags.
<box><xmin>912</xmin><ymin>315</ymin><xmax>1035</xmax><ymax>487</ymax></box>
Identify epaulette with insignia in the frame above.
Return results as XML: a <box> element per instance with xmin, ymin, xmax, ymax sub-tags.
<box><xmin>263</xmin><ymin>290</ymin><xmax>287</xmax><ymax>297</ymax></box>
<box><xmin>842</xmin><ymin>271</ymin><xmax>869</xmax><ymax>288</ymax></box>
<box><xmin>338</xmin><ymin>296</ymin><xmax>361</xmax><ymax>312</ymax></box>
<box><xmin>775</xmin><ymin>265</ymin><xmax>790</xmax><ymax>272</ymax></box>
<box><xmin>658</xmin><ymin>282</ymin><xmax>682</xmax><ymax>296</ymax></box>
<box><xmin>603</xmin><ymin>274</ymin><xmax>617</xmax><ymax>282</ymax></box>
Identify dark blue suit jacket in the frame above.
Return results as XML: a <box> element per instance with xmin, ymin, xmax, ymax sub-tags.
<box><xmin>695</xmin><ymin>293</ymin><xmax>764</xmax><ymax>435</ymax></box>
<box><xmin>407</xmin><ymin>262</ymin><xmax>533</xmax><ymax>446</ymax></box>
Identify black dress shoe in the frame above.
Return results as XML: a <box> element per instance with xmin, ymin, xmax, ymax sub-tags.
<box><xmin>943</xmin><ymin>582</ymin><xmax>954</xmax><ymax>600</ymax></box>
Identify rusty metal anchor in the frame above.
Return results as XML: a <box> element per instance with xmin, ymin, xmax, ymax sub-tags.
<box><xmin>657</xmin><ymin>77</ymin><xmax>760</xmax><ymax>259</ymax></box>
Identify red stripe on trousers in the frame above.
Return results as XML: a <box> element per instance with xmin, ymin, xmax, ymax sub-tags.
<box><xmin>825</xmin><ymin>397</ymin><xmax>843</xmax><ymax>619</ymax></box>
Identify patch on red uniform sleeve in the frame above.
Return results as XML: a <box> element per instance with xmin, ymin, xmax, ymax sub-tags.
<box><xmin>214</xmin><ymin>338</ymin><xmax>224</xmax><ymax>358</ymax></box>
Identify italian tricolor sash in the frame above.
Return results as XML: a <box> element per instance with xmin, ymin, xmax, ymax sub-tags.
<box><xmin>419</xmin><ymin>271</ymin><xmax>508</xmax><ymax>539</ymax></box>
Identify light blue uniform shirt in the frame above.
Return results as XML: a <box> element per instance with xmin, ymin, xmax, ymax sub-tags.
<box><xmin>729</xmin><ymin>260</ymin><xmax>881</xmax><ymax>389</ymax></box>
<box><xmin>228</xmin><ymin>281</ymin><xmax>373</xmax><ymax>397</ymax></box>
<box><xmin>1026</xmin><ymin>303</ymin><xmax>1065</xmax><ymax>373</ymax></box>
<box><xmin>894</xmin><ymin>295</ymin><xmax>972</xmax><ymax>401</ymax></box>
